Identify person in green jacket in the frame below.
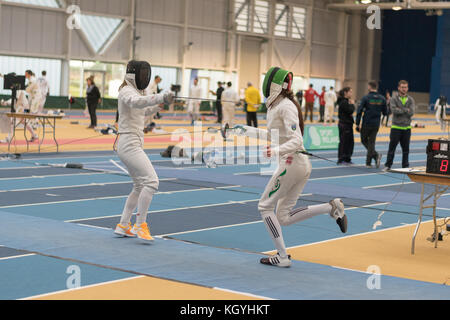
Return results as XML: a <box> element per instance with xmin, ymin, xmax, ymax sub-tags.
<box><xmin>384</xmin><ymin>80</ymin><xmax>415</xmax><ymax>171</ymax></box>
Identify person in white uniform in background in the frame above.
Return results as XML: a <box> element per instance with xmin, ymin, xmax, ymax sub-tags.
<box><xmin>435</xmin><ymin>95</ymin><xmax>448</xmax><ymax>132</ymax></box>
<box><xmin>25</xmin><ymin>70</ymin><xmax>42</xmax><ymax>114</ymax></box>
<box><xmin>37</xmin><ymin>71</ymin><xmax>50</xmax><ymax>114</ymax></box>
<box><xmin>0</xmin><ymin>90</ymin><xmax>38</xmax><ymax>143</ymax></box>
<box><xmin>221</xmin><ymin>82</ymin><xmax>240</xmax><ymax>132</ymax></box>
<box><xmin>232</xmin><ymin>67</ymin><xmax>348</xmax><ymax>268</ymax></box>
<box><xmin>143</xmin><ymin>75</ymin><xmax>163</xmax><ymax>132</ymax></box>
<box><xmin>188</xmin><ymin>78</ymin><xmax>202</xmax><ymax>125</ymax></box>
<box><xmin>324</xmin><ymin>86</ymin><xmax>337</xmax><ymax>124</ymax></box>
<box><xmin>114</xmin><ymin>60</ymin><xmax>174</xmax><ymax>242</ymax></box>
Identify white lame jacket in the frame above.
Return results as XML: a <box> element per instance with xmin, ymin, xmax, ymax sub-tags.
<box><xmin>118</xmin><ymin>80</ymin><xmax>164</xmax><ymax>138</ymax></box>
<box><xmin>267</xmin><ymin>98</ymin><xmax>305</xmax><ymax>158</ymax></box>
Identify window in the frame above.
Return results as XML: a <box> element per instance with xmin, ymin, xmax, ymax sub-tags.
<box><xmin>235</xmin><ymin>0</ymin><xmax>250</xmax><ymax>32</ymax></box>
<box><xmin>69</xmin><ymin>61</ymin><xmax>126</xmax><ymax>99</ymax></box>
<box><xmin>253</xmin><ymin>0</ymin><xmax>269</xmax><ymax>34</ymax></box>
<box><xmin>78</xmin><ymin>15</ymin><xmax>124</xmax><ymax>54</ymax></box>
<box><xmin>274</xmin><ymin>4</ymin><xmax>289</xmax><ymax>37</ymax></box>
<box><xmin>292</xmin><ymin>7</ymin><xmax>306</xmax><ymax>39</ymax></box>
<box><xmin>274</xmin><ymin>4</ymin><xmax>307</xmax><ymax>39</ymax></box>
<box><xmin>0</xmin><ymin>55</ymin><xmax>61</xmax><ymax>95</ymax></box>
<box><xmin>2</xmin><ymin>0</ymin><xmax>60</xmax><ymax>8</ymax></box>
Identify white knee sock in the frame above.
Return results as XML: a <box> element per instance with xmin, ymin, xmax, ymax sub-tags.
<box><xmin>136</xmin><ymin>187</ymin><xmax>155</xmax><ymax>225</ymax></box>
<box><xmin>282</xmin><ymin>203</ymin><xmax>332</xmax><ymax>226</ymax></box>
<box><xmin>261</xmin><ymin>211</ymin><xmax>288</xmax><ymax>258</ymax></box>
<box><xmin>119</xmin><ymin>188</ymin><xmax>141</xmax><ymax>225</ymax></box>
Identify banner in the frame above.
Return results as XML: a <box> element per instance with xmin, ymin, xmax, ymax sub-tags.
<box><xmin>303</xmin><ymin>125</ymin><xmax>339</xmax><ymax>150</ymax></box>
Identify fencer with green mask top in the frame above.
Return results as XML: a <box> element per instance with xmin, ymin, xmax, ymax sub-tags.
<box><xmin>234</xmin><ymin>67</ymin><xmax>349</xmax><ymax>268</ymax></box>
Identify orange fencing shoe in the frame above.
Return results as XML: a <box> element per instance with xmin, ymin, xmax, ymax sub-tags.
<box><xmin>114</xmin><ymin>223</ymin><xmax>136</xmax><ymax>238</ymax></box>
<box><xmin>132</xmin><ymin>223</ymin><xmax>154</xmax><ymax>242</ymax></box>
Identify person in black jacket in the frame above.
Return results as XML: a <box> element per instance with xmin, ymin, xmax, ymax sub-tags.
<box><xmin>210</xmin><ymin>82</ymin><xmax>224</xmax><ymax>124</ymax></box>
<box><xmin>86</xmin><ymin>75</ymin><xmax>101</xmax><ymax>129</ymax></box>
<box><xmin>356</xmin><ymin>81</ymin><xmax>387</xmax><ymax>168</ymax></box>
<box><xmin>337</xmin><ymin>87</ymin><xmax>355</xmax><ymax>165</ymax></box>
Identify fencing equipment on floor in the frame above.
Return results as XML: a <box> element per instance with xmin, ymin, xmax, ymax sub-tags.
<box><xmin>435</xmin><ymin>96</ymin><xmax>448</xmax><ymax>131</ymax></box>
<box><xmin>324</xmin><ymin>90</ymin><xmax>337</xmax><ymax>123</ymax></box>
<box><xmin>188</xmin><ymin>84</ymin><xmax>202</xmax><ymax>122</ymax></box>
<box><xmin>221</xmin><ymin>87</ymin><xmax>240</xmax><ymax>129</ymax></box>
<box><xmin>37</xmin><ymin>76</ymin><xmax>49</xmax><ymax>114</ymax></box>
<box><xmin>116</xmin><ymin>64</ymin><xmax>173</xmax><ymax>229</ymax></box>
<box><xmin>255</xmin><ymin>67</ymin><xmax>347</xmax><ymax>266</ymax></box>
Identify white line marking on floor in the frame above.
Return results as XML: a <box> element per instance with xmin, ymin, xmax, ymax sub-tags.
<box><xmin>65</xmin><ymin>199</ymin><xmax>263</xmax><ymax>223</ymax></box>
<box><xmin>363</xmin><ymin>182</ymin><xmax>416</xmax><ymax>189</ymax></box>
<box><xmin>159</xmin><ymin>202</ymin><xmax>389</xmax><ymax>238</ymax></box>
<box><xmin>0</xmin><ymin>172</ymin><xmax>104</xmax><ymax>181</ymax></box>
<box><xmin>0</xmin><ymin>186</ymin><xmax>245</xmax><ymax>209</ymax></box>
<box><xmin>0</xmin><ymin>254</ymin><xmax>36</xmax><ymax>261</ymax></box>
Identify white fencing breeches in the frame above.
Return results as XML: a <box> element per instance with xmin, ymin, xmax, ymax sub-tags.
<box><xmin>258</xmin><ymin>154</ymin><xmax>332</xmax><ymax>257</ymax></box>
<box><xmin>38</xmin><ymin>97</ymin><xmax>47</xmax><ymax>114</ymax></box>
<box><xmin>223</xmin><ymin>103</ymin><xmax>236</xmax><ymax>128</ymax></box>
<box><xmin>117</xmin><ymin>134</ymin><xmax>159</xmax><ymax>225</ymax></box>
<box><xmin>259</xmin><ymin>154</ymin><xmax>312</xmax><ymax>225</ymax></box>
<box><xmin>188</xmin><ymin>102</ymin><xmax>201</xmax><ymax>121</ymax></box>
<box><xmin>324</xmin><ymin>104</ymin><xmax>335</xmax><ymax>123</ymax></box>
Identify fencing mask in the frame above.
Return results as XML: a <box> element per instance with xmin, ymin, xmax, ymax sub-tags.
<box><xmin>262</xmin><ymin>67</ymin><xmax>293</xmax><ymax>108</ymax></box>
<box><xmin>126</xmin><ymin>61</ymin><xmax>151</xmax><ymax>90</ymax></box>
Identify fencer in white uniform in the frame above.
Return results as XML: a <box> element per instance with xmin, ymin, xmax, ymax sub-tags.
<box><xmin>0</xmin><ymin>90</ymin><xmax>38</xmax><ymax>143</ymax></box>
<box><xmin>324</xmin><ymin>87</ymin><xmax>337</xmax><ymax>124</ymax></box>
<box><xmin>240</xmin><ymin>67</ymin><xmax>348</xmax><ymax>267</ymax></box>
<box><xmin>435</xmin><ymin>96</ymin><xmax>448</xmax><ymax>131</ymax></box>
<box><xmin>221</xmin><ymin>82</ymin><xmax>240</xmax><ymax>130</ymax></box>
<box><xmin>25</xmin><ymin>71</ymin><xmax>42</xmax><ymax>114</ymax></box>
<box><xmin>37</xmin><ymin>71</ymin><xmax>50</xmax><ymax>114</ymax></box>
<box><xmin>188</xmin><ymin>78</ymin><xmax>202</xmax><ymax>124</ymax></box>
<box><xmin>114</xmin><ymin>61</ymin><xmax>174</xmax><ymax>242</ymax></box>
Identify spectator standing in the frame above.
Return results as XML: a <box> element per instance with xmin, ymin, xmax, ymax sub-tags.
<box><xmin>188</xmin><ymin>78</ymin><xmax>202</xmax><ymax>125</ymax></box>
<box><xmin>86</xmin><ymin>75</ymin><xmax>101</xmax><ymax>129</ymax></box>
<box><xmin>37</xmin><ymin>71</ymin><xmax>50</xmax><ymax>114</ymax></box>
<box><xmin>381</xmin><ymin>90</ymin><xmax>392</xmax><ymax>127</ymax></box>
<box><xmin>304</xmin><ymin>84</ymin><xmax>319</xmax><ymax>122</ymax></box>
<box><xmin>221</xmin><ymin>82</ymin><xmax>240</xmax><ymax>132</ymax></box>
<box><xmin>245</xmin><ymin>82</ymin><xmax>261</xmax><ymax>128</ymax></box>
<box><xmin>435</xmin><ymin>95</ymin><xmax>448</xmax><ymax>131</ymax></box>
<box><xmin>319</xmin><ymin>86</ymin><xmax>326</xmax><ymax>123</ymax></box>
<box><xmin>324</xmin><ymin>86</ymin><xmax>337</xmax><ymax>124</ymax></box>
<box><xmin>337</xmin><ymin>87</ymin><xmax>355</xmax><ymax>165</ymax></box>
<box><xmin>384</xmin><ymin>80</ymin><xmax>415</xmax><ymax>170</ymax></box>
<box><xmin>355</xmin><ymin>81</ymin><xmax>387</xmax><ymax>168</ymax></box>
<box><xmin>210</xmin><ymin>82</ymin><xmax>225</xmax><ymax>124</ymax></box>
<box><xmin>296</xmin><ymin>89</ymin><xmax>303</xmax><ymax>108</ymax></box>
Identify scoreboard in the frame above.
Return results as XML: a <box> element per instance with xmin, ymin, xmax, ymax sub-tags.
<box><xmin>426</xmin><ymin>139</ymin><xmax>450</xmax><ymax>175</ymax></box>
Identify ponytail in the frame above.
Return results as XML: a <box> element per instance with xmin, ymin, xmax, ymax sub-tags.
<box><xmin>282</xmin><ymin>89</ymin><xmax>305</xmax><ymax>136</ymax></box>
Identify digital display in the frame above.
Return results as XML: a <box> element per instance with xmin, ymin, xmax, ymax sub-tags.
<box><xmin>426</xmin><ymin>140</ymin><xmax>450</xmax><ymax>176</ymax></box>
<box><xmin>440</xmin><ymin>160</ymin><xmax>449</xmax><ymax>173</ymax></box>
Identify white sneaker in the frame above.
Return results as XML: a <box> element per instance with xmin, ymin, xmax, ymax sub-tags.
<box><xmin>260</xmin><ymin>253</ymin><xmax>291</xmax><ymax>268</ymax></box>
<box><xmin>330</xmin><ymin>199</ymin><xmax>348</xmax><ymax>233</ymax></box>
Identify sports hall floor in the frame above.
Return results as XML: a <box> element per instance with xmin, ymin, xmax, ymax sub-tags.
<box><xmin>0</xmin><ymin>109</ymin><xmax>449</xmax><ymax>300</ymax></box>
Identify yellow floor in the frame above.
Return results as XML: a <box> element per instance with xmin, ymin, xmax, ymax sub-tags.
<box><xmin>283</xmin><ymin>221</ymin><xmax>450</xmax><ymax>285</ymax></box>
<box><xmin>33</xmin><ymin>275</ymin><xmax>262</xmax><ymax>300</ymax></box>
